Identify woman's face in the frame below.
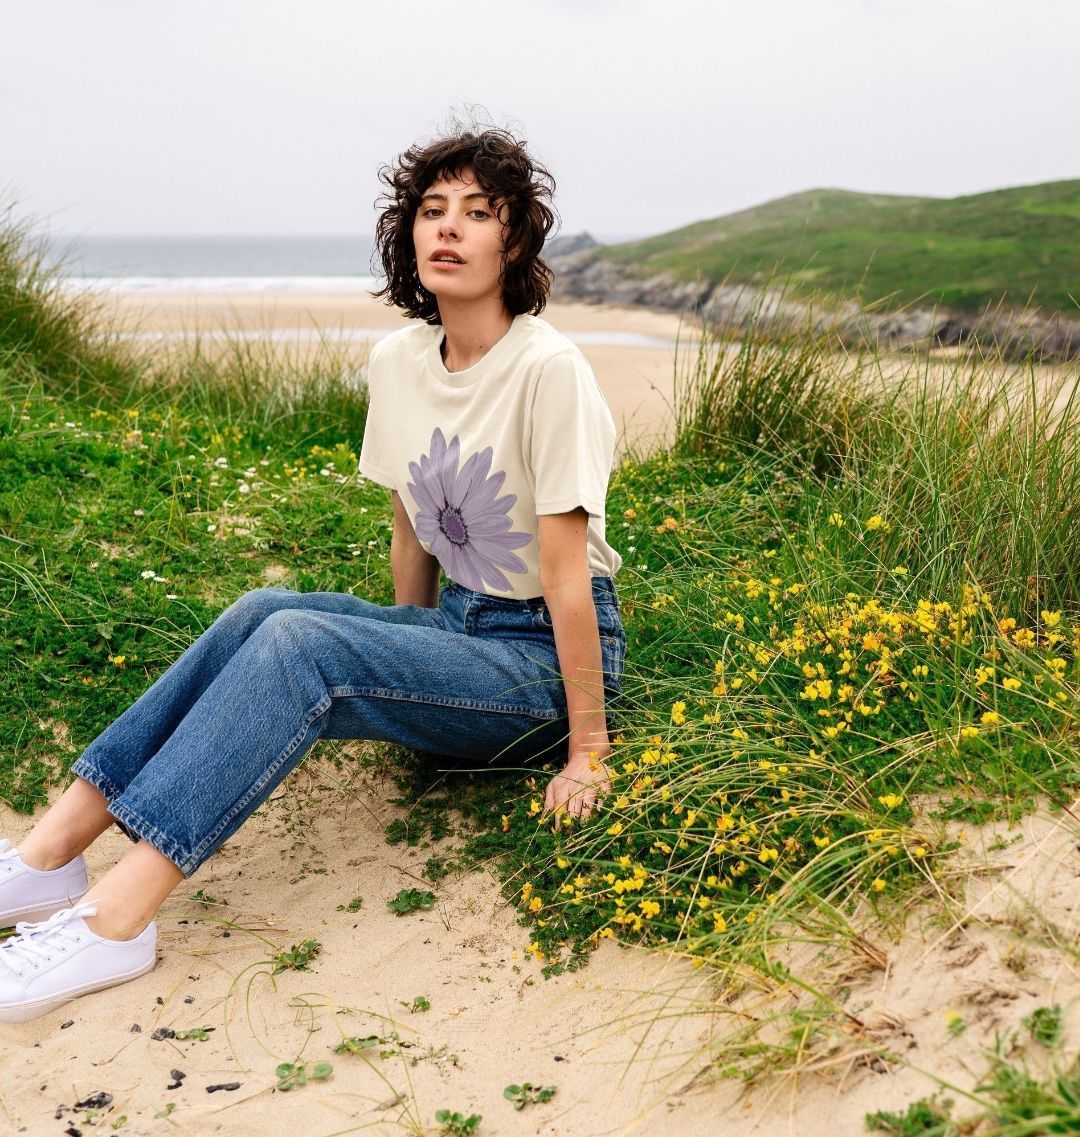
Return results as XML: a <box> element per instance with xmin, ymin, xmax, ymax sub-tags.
<box><xmin>412</xmin><ymin>170</ymin><xmax>510</xmax><ymax>307</ymax></box>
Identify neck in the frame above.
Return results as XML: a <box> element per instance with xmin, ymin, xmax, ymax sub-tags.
<box><xmin>438</xmin><ymin>296</ymin><xmax>515</xmax><ymax>372</ymax></box>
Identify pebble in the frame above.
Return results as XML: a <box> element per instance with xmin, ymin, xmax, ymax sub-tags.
<box><xmin>205</xmin><ymin>1082</ymin><xmax>241</xmax><ymax>1093</ymax></box>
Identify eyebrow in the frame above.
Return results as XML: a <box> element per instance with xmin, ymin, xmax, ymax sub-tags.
<box><xmin>419</xmin><ymin>191</ymin><xmax>491</xmax><ymax>205</ymax></box>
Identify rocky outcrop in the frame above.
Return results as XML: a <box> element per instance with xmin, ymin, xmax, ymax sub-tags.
<box><xmin>548</xmin><ymin>243</ymin><xmax>1080</xmax><ymax>363</ymax></box>
<box><xmin>544</xmin><ymin>231</ymin><xmax>600</xmax><ymax>259</ymax></box>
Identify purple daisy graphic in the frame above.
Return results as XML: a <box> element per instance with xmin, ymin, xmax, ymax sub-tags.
<box><xmin>407</xmin><ymin>427</ymin><xmax>532</xmax><ymax>593</ymax></box>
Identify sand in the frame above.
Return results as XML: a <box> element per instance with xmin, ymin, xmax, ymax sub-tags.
<box><xmin>2</xmin><ymin>764</ymin><xmax>1077</xmax><ymax>1136</ymax></box>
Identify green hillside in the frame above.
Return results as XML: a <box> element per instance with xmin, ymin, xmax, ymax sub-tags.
<box><xmin>598</xmin><ymin>180</ymin><xmax>1080</xmax><ymax>315</ymax></box>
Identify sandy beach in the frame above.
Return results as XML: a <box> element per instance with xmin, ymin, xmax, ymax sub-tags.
<box><xmin>96</xmin><ymin>291</ymin><xmax>699</xmax><ymax>457</ymax></box>
<box><xmin>2</xmin><ymin>760</ymin><xmax>1076</xmax><ymax>1137</ymax></box>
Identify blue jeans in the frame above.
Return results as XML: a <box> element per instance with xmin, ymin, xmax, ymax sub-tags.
<box><xmin>71</xmin><ymin>578</ymin><xmax>626</xmax><ymax>877</ymax></box>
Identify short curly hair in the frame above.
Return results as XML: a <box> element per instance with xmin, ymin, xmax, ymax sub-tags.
<box><xmin>372</xmin><ymin>126</ymin><xmax>558</xmax><ymax>325</ymax></box>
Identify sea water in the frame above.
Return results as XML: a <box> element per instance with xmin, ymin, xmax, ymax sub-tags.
<box><xmin>40</xmin><ymin>233</ymin><xmax>378</xmax><ymax>293</ymax></box>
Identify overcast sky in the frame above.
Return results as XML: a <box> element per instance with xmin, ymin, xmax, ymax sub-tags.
<box><xmin>2</xmin><ymin>0</ymin><xmax>1076</xmax><ymax>239</ymax></box>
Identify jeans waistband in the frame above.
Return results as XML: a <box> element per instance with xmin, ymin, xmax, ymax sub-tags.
<box><xmin>445</xmin><ymin>576</ymin><xmax>619</xmax><ymax>608</ymax></box>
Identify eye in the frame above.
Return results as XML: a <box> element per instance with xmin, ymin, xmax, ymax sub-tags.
<box><xmin>468</xmin><ymin>209</ymin><xmax>490</xmax><ymax>220</ymax></box>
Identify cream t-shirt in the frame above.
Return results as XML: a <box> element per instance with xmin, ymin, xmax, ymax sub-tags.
<box><xmin>357</xmin><ymin>313</ymin><xmax>623</xmax><ymax>600</ymax></box>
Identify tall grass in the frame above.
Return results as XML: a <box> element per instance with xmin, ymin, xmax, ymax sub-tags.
<box><xmin>0</xmin><ymin>208</ymin><xmax>138</xmax><ymax>400</ymax></box>
<box><xmin>671</xmin><ymin>303</ymin><xmax>1080</xmax><ymax>616</ymax></box>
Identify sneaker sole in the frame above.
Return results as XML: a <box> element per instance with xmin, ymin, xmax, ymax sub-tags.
<box><xmin>0</xmin><ymin>894</ymin><xmax>89</xmax><ymax>930</ymax></box>
<box><xmin>0</xmin><ymin>953</ymin><xmax>157</xmax><ymax>1023</ymax></box>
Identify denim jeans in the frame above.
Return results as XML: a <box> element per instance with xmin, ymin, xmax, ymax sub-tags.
<box><xmin>71</xmin><ymin>577</ymin><xmax>626</xmax><ymax>877</ymax></box>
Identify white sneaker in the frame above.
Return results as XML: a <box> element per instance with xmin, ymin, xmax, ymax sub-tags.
<box><xmin>0</xmin><ymin>903</ymin><xmax>157</xmax><ymax>1023</ymax></box>
<box><xmin>0</xmin><ymin>840</ymin><xmax>89</xmax><ymax>928</ymax></box>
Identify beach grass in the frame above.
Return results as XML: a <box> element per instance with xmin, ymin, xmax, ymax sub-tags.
<box><xmin>1</xmin><ymin>215</ymin><xmax>1077</xmax><ymax>1133</ymax></box>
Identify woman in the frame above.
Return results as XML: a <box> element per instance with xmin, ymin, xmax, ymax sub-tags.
<box><xmin>0</xmin><ymin>125</ymin><xmax>625</xmax><ymax>1022</ymax></box>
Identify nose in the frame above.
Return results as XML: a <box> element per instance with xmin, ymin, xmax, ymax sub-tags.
<box><xmin>437</xmin><ymin>211</ymin><xmax>460</xmax><ymax>241</ymax></box>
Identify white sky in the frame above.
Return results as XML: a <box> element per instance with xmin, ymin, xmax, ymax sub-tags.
<box><xmin>2</xmin><ymin>0</ymin><xmax>1077</xmax><ymax>238</ymax></box>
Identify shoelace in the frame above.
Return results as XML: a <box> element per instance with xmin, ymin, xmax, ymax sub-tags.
<box><xmin>0</xmin><ymin>902</ymin><xmax>99</xmax><ymax>975</ymax></box>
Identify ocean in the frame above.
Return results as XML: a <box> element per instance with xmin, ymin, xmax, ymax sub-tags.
<box><xmin>40</xmin><ymin>233</ymin><xmax>379</xmax><ymax>293</ymax></box>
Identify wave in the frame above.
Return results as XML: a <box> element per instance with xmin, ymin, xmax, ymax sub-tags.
<box><xmin>58</xmin><ymin>275</ymin><xmax>380</xmax><ymax>294</ymax></box>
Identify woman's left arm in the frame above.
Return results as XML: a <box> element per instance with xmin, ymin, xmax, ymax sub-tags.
<box><xmin>538</xmin><ymin>508</ymin><xmax>613</xmax><ymax>820</ymax></box>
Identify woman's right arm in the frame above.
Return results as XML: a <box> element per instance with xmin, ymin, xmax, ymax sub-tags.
<box><xmin>389</xmin><ymin>490</ymin><xmax>441</xmax><ymax>607</ymax></box>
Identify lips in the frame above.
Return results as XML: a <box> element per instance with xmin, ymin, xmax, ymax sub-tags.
<box><xmin>430</xmin><ymin>249</ymin><xmax>465</xmax><ymax>264</ymax></box>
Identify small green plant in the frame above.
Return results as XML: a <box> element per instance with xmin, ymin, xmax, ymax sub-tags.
<box><xmin>153</xmin><ymin>1104</ymin><xmax>176</xmax><ymax>1119</ymax></box>
<box><xmin>334</xmin><ymin>1034</ymin><xmax>383</xmax><ymax>1055</ymax></box>
<box><xmin>271</xmin><ymin>939</ymin><xmax>322</xmax><ymax>974</ymax></box>
<box><xmin>424</xmin><ymin>854</ymin><xmax>453</xmax><ymax>881</ymax></box>
<box><xmin>865</xmin><ymin>1096</ymin><xmax>954</xmax><ymax>1134</ymax></box>
<box><xmin>435</xmin><ymin>1109</ymin><xmax>482</xmax><ymax>1136</ymax></box>
<box><xmin>1022</xmin><ymin>1005</ymin><xmax>1063</xmax><ymax>1047</ymax></box>
<box><xmin>188</xmin><ymin>888</ymin><xmax>226</xmax><ymax>905</ymax></box>
<box><xmin>401</xmin><ymin>994</ymin><xmax>430</xmax><ymax>1013</ymax></box>
<box><xmin>275</xmin><ymin>1061</ymin><xmax>333</xmax><ymax>1091</ymax></box>
<box><xmin>174</xmin><ymin>1026</ymin><xmax>213</xmax><ymax>1041</ymax></box>
<box><xmin>109</xmin><ymin>1116</ymin><xmax>128</xmax><ymax>1131</ymax></box>
<box><xmin>503</xmin><ymin>1083</ymin><xmax>557</xmax><ymax>1110</ymax></box>
<box><xmin>388</xmin><ymin>888</ymin><xmax>436</xmax><ymax>916</ymax></box>
<box><xmin>336</xmin><ymin>896</ymin><xmax>364</xmax><ymax>912</ymax></box>
<box><xmin>334</xmin><ymin>1031</ymin><xmax>410</xmax><ymax>1059</ymax></box>
<box><xmin>945</xmin><ymin>1013</ymin><xmax>966</xmax><ymax>1038</ymax></box>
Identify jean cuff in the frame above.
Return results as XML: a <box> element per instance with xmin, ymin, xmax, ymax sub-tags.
<box><xmin>70</xmin><ymin>758</ymin><xmax>193</xmax><ymax>877</ymax></box>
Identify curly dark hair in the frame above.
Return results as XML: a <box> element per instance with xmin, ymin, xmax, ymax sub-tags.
<box><xmin>371</xmin><ymin>126</ymin><xmax>558</xmax><ymax>324</ymax></box>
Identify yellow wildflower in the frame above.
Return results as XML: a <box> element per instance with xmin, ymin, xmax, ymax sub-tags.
<box><xmin>870</xmin><ymin>878</ymin><xmax>886</xmax><ymax>893</ymax></box>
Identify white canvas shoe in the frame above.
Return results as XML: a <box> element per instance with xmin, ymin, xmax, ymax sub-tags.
<box><xmin>0</xmin><ymin>903</ymin><xmax>157</xmax><ymax>1023</ymax></box>
<box><xmin>0</xmin><ymin>840</ymin><xmax>89</xmax><ymax>928</ymax></box>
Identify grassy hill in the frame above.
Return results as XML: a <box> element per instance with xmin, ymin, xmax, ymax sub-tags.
<box><xmin>598</xmin><ymin>180</ymin><xmax>1080</xmax><ymax>315</ymax></box>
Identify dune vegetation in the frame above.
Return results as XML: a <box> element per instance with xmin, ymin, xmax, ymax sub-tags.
<box><xmin>2</xmin><ymin>213</ymin><xmax>1078</xmax><ymax>1134</ymax></box>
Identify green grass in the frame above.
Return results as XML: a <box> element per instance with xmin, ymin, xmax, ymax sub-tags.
<box><xmin>596</xmin><ymin>179</ymin><xmax>1080</xmax><ymax>316</ymax></box>
<box><xmin>0</xmin><ymin>211</ymin><xmax>1077</xmax><ymax>1123</ymax></box>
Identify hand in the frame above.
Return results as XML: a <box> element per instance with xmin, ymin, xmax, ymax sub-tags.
<box><xmin>543</xmin><ymin>746</ymin><xmax>613</xmax><ymax>821</ymax></box>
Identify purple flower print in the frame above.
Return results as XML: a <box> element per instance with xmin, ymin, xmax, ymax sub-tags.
<box><xmin>407</xmin><ymin>427</ymin><xmax>532</xmax><ymax>592</ymax></box>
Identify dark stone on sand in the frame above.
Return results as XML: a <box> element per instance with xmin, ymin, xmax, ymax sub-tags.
<box><xmin>130</xmin><ymin>1023</ymin><xmax>142</xmax><ymax>1032</ymax></box>
<box><xmin>74</xmin><ymin>1092</ymin><xmax>113</xmax><ymax>1110</ymax></box>
<box><xmin>60</xmin><ymin>1019</ymin><xmax>74</xmax><ymax>1029</ymax></box>
<box><xmin>206</xmin><ymin>1082</ymin><xmax>241</xmax><ymax>1093</ymax></box>
<box><xmin>151</xmin><ymin>1027</ymin><xmax>176</xmax><ymax>1041</ymax></box>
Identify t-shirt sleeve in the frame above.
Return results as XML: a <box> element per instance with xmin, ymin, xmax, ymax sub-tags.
<box><xmin>528</xmin><ymin>348</ymin><xmax>617</xmax><ymax>518</ymax></box>
<box><xmin>356</xmin><ymin>343</ymin><xmax>397</xmax><ymax>490</ymax></box>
